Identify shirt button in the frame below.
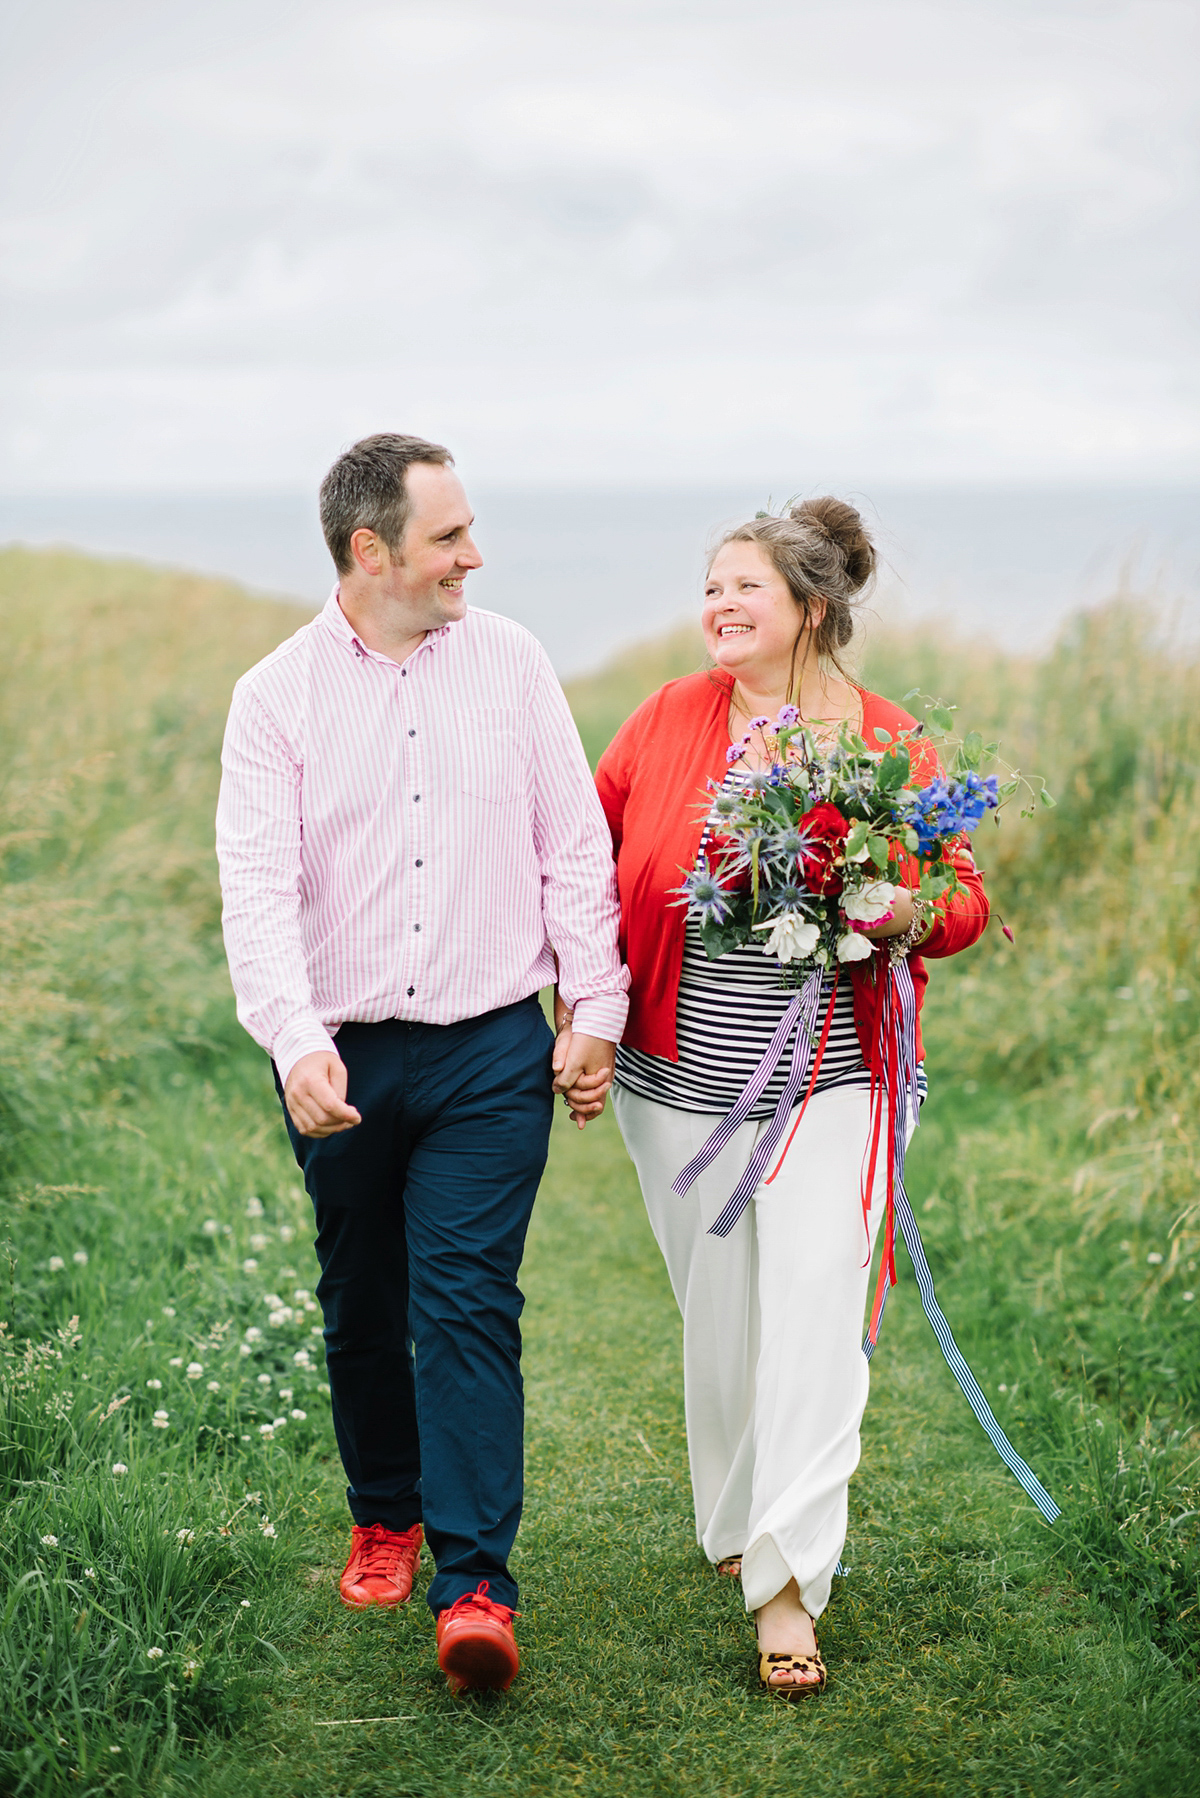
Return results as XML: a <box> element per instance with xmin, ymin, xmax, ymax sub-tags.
<box><xmin>401</xmin><ymin>668</ymin><xmax>407</xmax><ymax>677</ymax></box>
<box><xmin>414</xmin><ymin>924</ymin><xmax>421</xmax><ymax>932</ymax></box>
<box><xmin>415</xmin><ymin>859</ymin><xmax>423</xmax><ymax>867</ymax></box>
<box><xmin>413</xmin><ymin>794</ymin><xmax>420</xmax><ymax>802</ymax></box>
<box><xmin>408</xmin><ymin>728</ymin><xmax>416</xmax><ymax>737</ymax></box>
<box><xmin>407</xmin><ymin>986</ymin><xmax>415</xmax><ymax>996</ymax></box>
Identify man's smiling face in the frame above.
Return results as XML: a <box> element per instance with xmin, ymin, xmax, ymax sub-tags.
<box><xmin>387</xmin><ymin>462</ymin><xmax>483</xmax><ymax>630</ymax></box>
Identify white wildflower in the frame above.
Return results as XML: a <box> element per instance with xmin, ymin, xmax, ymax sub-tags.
<box><xmin>836</xmin><ymin>931</ymin><xmax>874</xmax><ymax>963</ymax></box>
<box><xmin>249</xmin><ymin>1233</ymin><xmax>268</xmax><ymax>1252</ymax></box>
<box><xmin>84</xmin><ymin>1567</ymin><xmax>96</xmax><ymax>1579</ymax></box>
<box><xmin>162</xmin><ymin>1307</ymin><xmax>175</xmax><ymax>1318</ymax></box>
<box><xmin>206</xmin><ymin>1380</ymin><xmax>220</xmax><ymax>1392</ymax></box>
<box><xmin>40</xmin><ymin>1534</ymin><xmax>59</xmax><ymax>1547</ymax></box>
<box><xmin>278</xmin><ymin>1388</ymin><xmax>293</xmax><ymax>1402</ymax></box>
<box><xmin>239</xmin><ymin>1344</ymin><xmax>252</xmax><ymax>1357</ymax></box>
<box><xmin>176</xmin><ymin>1528</ymin><xmax>195</xmax><ymax>1544</ymax></box>
<box><xmin>111</xmin><ymin>1462</ymin><xmax>128</xmax><ymax>1476</ymax></box>
<box><xmin>201</xmin><ymin>1220</ymin><xmax>220</xmax><ymax>1237</ymax></box>
<box><xmin>152</xmin><ymin>1410</ymin><xmax>170</xmax><ymax>1429</ymax></box>
<box><xmin>146</xmin><ymin>1646</ymin><xmax>164</xmax><ymax>1661</ymax></box>
<box><xmin>318</xmin><ymin>1383</ymin><xmax>330</xmax><ymax>1396</ymax></box>
<box><xmin>256</xmin><ymin>1373</ymin><xmax>272</xmax><ymax>1387</ymax></box>
<box><xmin>292</xmin><ymin>1290</ymin><xmax>309</xmax><ymax>1304</ymax></box>
<box><xmin>259</xmin><ymin>1424</ymin><xmax>275</xmax><ymax>1439</ymax></box>
<box><xmin>183</xmin><ymin>1659</ymin><xmax>199</xmax><ymax>1679</ymax></box>
<box><xmin>244</xmin><ymin>1327</ymin><xmax>263</xmax><ymax>1343</ymax></box>
<box><xmin>246</xmin><ymin>1196</ymin><xmax>264</xmax><ymax>1217</ymax></box>
<box><xmin>242</xmin><ymin>1258</ymin><xmax>258</xmax><ymax>1273</ymax></box>
<box><xmin>278</xmin><ymin>1225</ymin><xmax>295</xmax><ymax>1243</ymax></box>
<box><xmin>240</xmin><ymin>1598</ymin><xmax>251</xmax><ymax>1607</ymax></box>
<box><xmin>841</xmin><ymin>880</ymin><xmax>897</xmax><ymax>926</ymax></box>
<box><xmin>146</xmin><ymin>1378</ymin><xmax>162</xmax><ymax>1390</ymax></box>
<box><xmin>290</xmin><ymin>1408</ymin><xmax>307</xmax><ymax>1422</ymax></box>
<box><xmin>185</xmin><ymin>1362</ymin><xmax>204</xmax><ymax>1379</ymax></box>
<box><xmin>240</xmin><ymin>1433</ymin><xmax>251</xmax><ymax>1441</ymax></box>
<box><xmin>1147</xmin><ymin>1252</ymin><xmax>1164</xmax><ymax>1266</ymax></box>
<box><xmin>73</xmin><ymin>1250</ymin><xmax>89</xmax><ymax>1266</ymax></box>
<box><xmin>268</xmin><ymin>1308</ymin><xmax>293</xmax><ymax>1327</ymax></box>
<box><xmin>48</xmin><ymin>1256</ymin><xmax>65</xmax><ymax>1272</ymax></box>
<box><xmin>753</xmin><ymin>915</ymin><xmax>820</xmax><ymax>963</ymax></box>
<box><xmin>309</xmin><ymin>1326</ymin><xmax>323</xmax><ymax>1337</ymax></box>
<box><xmin>271</xmin><ymin>1416</ymin><xmax>287</xmax><ymax>1429</ymax></box>
<box><xmin>293</xmin><ymin>1350</ymin><xmax>313</xmax><ymax>1367</ymax></box>
<box><xmin>1183</xmin><ymin>1292</ymin><xmax>1195</xmax><ymax>1302</ymax></box>
<box><xmin>168</xmin><ymin>1357</ymin><xmax>183</xmax><ymax>1368</ymax></box>
<box><xmin>263</xmin><ymin>1293</ymin><xmax>283</xmax><ymax>1309</ymax></box>
<box><xmin>261</xmin><ymin>1520</ymin><xmax>277</xmax><ymax>1538</ymax></box>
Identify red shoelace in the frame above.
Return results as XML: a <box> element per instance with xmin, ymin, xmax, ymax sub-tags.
<box><xmin>441</xmin><ymin>1580</ymin><xmax>516</xmax><ymax>1627</ymax></box>
<box><xmin>348</xmin><ymin>1522</ymin><xmax>421</xmax><ymax>1582</ymax></box>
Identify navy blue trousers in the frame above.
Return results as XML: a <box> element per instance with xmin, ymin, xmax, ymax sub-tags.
<box><xmin>276</xmin><ymin>994</ymin><xmax>554</xmax><ymax>1614</ymax></box>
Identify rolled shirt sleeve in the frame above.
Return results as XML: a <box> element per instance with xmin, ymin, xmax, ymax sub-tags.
<box><xmin>528</xmin><ymin>650</ymin><xmax>630</xmax><ymax>1042</ymax></box>
<box><xmin>215</xmin><ymin>684</ymin><xmax>338</xmax><ymax>1087</ymax></box>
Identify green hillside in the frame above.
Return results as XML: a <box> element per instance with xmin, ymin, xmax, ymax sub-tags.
<box><xmin>1</xmin><ymin>546</ymin><xmax>1197</xmax><ymax>1797</ymax></box>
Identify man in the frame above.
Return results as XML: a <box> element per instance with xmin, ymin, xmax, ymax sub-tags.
<box><xmin>216</xmin><ymin>433</ymin><xmax>627</xmax><ymax>1695</ymax></box>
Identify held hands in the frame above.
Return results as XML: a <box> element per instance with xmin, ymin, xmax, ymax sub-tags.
<box><xmin>283</xmin><ymin>1050</ymin><xmax>362</xmax><ymax>1138</ymax></box>
<box><xmin>551</xmin><ymin>993</ymin><xmax>615</xmax><ymax>1130</ymax></box>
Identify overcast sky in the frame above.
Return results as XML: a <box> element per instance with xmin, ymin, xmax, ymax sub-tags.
<box><xmin>1</xmin><ymin>0</ymin><xmax>1196</xmax><ymax>492</ymax></box>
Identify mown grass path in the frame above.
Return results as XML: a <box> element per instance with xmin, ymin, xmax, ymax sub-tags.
<box><xmin>187</xmin><ymin>1089</ymin><xmax>1195</xmax><ymax>1798</ymax></box>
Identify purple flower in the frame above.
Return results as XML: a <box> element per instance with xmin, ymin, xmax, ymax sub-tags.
<box><xmin>726</xmin><ymin>743</ymin><xmax>745</xmax><ymax>765</ymax></box>
<box><xmin>776</xmin><ymin>704</ymin><xmax>800</xmax><ymax>727</ymax></box>
<box><xmin>748</xmin><ymin>715</ymin><xmax>770</xmax><ymax>731</ymax></box>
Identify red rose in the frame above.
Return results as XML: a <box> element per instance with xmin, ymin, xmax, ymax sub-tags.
<box><xmin>796</xmin><ymin>802</ymin><xmax>849</xmax><ymax>897</ymax></box>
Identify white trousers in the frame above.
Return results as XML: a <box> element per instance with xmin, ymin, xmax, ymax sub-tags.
<box><xmin>613</xmin><ymin>1082</ymin><xmax>900</xmax><ymax>1619</ymax></box>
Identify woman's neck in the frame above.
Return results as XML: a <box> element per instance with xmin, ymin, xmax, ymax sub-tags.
<box><xmin>729</xmin><ymin>661</ymin><xmax>859</xmax><ymax>736</ymax></box>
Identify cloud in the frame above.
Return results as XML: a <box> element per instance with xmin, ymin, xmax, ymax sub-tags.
<box><xmin>0</xmin><ymin>0</ymin><xmax>1196</xmax><ymax>488</ymax></box>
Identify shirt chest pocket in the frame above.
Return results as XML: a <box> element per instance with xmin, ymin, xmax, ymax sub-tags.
<box><xmin>458</xmin><ymin>707</ymin><xmax>528</xmax><ymax>804</ymax></box>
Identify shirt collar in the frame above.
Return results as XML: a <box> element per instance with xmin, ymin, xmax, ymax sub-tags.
<box><xmin>319</xmin><ymin>586</ymin><xmax>453</xmax><ymax>665</ymax></box>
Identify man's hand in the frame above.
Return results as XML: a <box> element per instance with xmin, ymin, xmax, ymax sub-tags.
<box><xmin>284</xmin><ymin>1050</ymin><xmax>362</xmax><ymax>1138</ymax></box>
<box><xmin>552</xmin><ymin>1030</ymin><xmax>616</xmax><ymax>1131</ymax></box>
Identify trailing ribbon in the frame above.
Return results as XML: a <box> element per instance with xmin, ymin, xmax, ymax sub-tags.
<box><xmin>672</xmin><ymin>952</ymin><xmax>1060</xmax><ymax>1525</ymax></box>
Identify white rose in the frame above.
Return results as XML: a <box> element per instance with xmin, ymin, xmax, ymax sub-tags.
<box><xmin>841</xmin><ymin>880</ymin><xmax>897</xmax><ymax>925</ymax></box>
<box><xmin>836</xmin><ymin>931</ymin><xmax>874</xmax><ymax>962</ymax></box>
<box><xmin>754</xmin><ymin>915</ymin><xmax>820</xmax><ymax>963</ymax></box>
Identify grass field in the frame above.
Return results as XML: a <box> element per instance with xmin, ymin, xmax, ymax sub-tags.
<box><xmin>1</xmin><ymin>547</ymin><xmax>1197</xmax><ymax>1797</ymax></box>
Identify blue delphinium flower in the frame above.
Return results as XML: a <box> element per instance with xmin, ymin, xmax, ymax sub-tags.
<box><xmin>906</xmin><ymin>772</ymin><xmax>1000</xmax><ymax>849</ymax></box>
<box><xmin>673</xmin><ymin>865</ymin><xmax>733</xmax><ymax>925</ymax></box>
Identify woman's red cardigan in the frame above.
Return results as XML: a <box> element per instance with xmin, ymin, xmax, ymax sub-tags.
<box><xmin>594</xmin><ymin>670</ymin><xmax>989</xmax><ymax>1066</ymax></box>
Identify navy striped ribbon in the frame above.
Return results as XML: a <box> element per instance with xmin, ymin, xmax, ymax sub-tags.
<box><xmin>671</xmin><ymin>970</ymin><xmax>824</xmax><ymax>1237</ymax></box>
<box><xmin>861</xmin><ymin>958</ymin><xmax>1061</xmax><ymax>1524</ymax></box>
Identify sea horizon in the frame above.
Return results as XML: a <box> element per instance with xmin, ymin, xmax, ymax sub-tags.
<box><xmin>3</xmin><ymin>482</ymin><xmax>1198</xmax><ymax>677</ymax></box>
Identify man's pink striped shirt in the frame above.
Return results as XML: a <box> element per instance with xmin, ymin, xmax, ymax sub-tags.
<box><xmin>216</xmin><ymin>592</ymin><xmax>629</xmax><ymax>1084</ymax></box>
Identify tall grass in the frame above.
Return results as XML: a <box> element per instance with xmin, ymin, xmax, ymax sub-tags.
<box><xmin>0</xmin><ymin>547</ymin><xmax>1197</xmax><ymax>1795</ymax></box>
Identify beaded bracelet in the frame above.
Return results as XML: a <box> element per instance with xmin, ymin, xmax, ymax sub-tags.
<box><xmin>889</xmin><ymin>893</ymin><xmax>936</xmax><ymax>961</ymax></box>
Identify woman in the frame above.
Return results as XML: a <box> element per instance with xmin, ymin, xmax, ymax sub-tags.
<box><xmin>593</xmin><ymin>499</ymin><xmax>988</xmax><ymax>1695</ymax></box>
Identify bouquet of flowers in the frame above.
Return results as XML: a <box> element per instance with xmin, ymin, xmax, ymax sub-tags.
<box><xmin>675</xmin><ymin>697</ymin><xmax>1023</xmax><ymax>978</ymax></box>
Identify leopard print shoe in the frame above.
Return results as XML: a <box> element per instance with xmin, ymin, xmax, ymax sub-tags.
<box><xmin>758</xmin><ymin>1646</ymin><xmax>827</xmax><ymax>1699</ymax></box>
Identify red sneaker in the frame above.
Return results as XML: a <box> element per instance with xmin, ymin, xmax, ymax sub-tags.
<box><xmin>436</xmin><ymin>1581</ymin><xmax>519</xmax><ymax>1694</ymax></box>
<box><xmin>338</xmin><ymin>1522</ymin><xmax>423</xmax><ymax>1609</ymax></box>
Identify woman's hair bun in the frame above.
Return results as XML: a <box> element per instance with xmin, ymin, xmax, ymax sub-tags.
<box><xmin>789</xmin><ymin>497</ymin><xmax>875</xmax><ymax>593</ymax></box>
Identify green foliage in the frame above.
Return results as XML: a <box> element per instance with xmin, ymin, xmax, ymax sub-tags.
<box><xmin>0</xmin><ymin>549</ymin><xmax>1197</xmax><ymax>1793</ymax></box>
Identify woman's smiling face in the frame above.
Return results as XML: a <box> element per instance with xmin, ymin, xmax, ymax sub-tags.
<box><xmin>702</xmin><ymin>540</ymin><xmax>811</xmax><ymax>683</ymax></box>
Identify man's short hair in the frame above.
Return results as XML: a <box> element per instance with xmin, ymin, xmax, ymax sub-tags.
<box><xmin>319</xmin><ymin>434</ymin><xmax>454</xmax><ymax>575</ymax></box>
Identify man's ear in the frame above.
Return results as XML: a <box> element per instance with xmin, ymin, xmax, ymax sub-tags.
<box><xmin>349</xmin><ymin>528</ymin><xmax>390</xmax><ymax>577</ymax></box>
